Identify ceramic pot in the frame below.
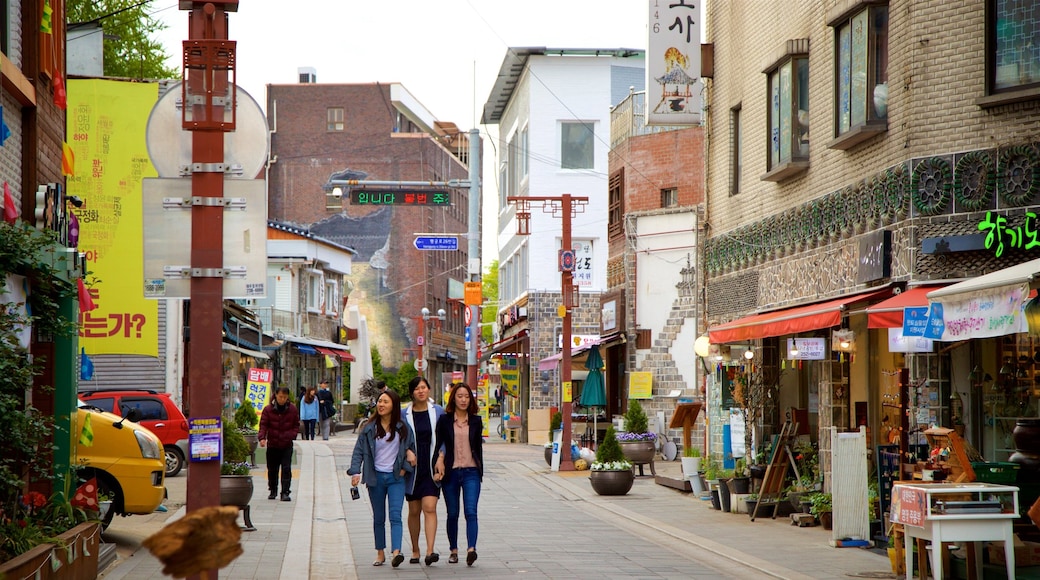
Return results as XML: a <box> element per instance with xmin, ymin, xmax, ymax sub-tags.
<box><xmin>619</xmin><ymin>440</ymin><xmax>655</xmax><ymax>464</ymax></box>
<box><xmin>219</xmin><ymin>475</ymin><xmax>254</xmax><ymax>507</ymax></box>
<box><xmin>589</xmin><ymin>469</ymin><xmax>634</xmax><ymax>496</ymax></box>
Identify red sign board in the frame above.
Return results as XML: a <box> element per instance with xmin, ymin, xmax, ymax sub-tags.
<box><xmin>890</xmin><ymin>485</ymin><xmax>927</xmax><ymax>528</ymax></box>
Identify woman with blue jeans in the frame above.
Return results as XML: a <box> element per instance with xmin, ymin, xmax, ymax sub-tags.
<box><xmin>433</xmin><ymin>382</ymin><xmax>483</xmax><ymax>566</ymax></box>
<box><xmin>348</xmin><ymin>390</ymin><xmax>417</xmax><ymax>567</ymax></box>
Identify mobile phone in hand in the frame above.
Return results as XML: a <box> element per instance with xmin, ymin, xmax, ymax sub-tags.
<box><xmin>350</xmin><ymin>486</ymin><xmax>360</xmax><ymax>500</ymax></box>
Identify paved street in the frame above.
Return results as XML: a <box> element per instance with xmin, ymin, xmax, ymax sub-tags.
<box><xmin>100</xmin><ymin>419</ymin><xmax>893</xmax><ymax>579</ymax></box>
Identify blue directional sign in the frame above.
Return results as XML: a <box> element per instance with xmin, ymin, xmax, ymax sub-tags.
<box><xmin>414</xmin><ymin>236</ymin><xmax>458</xmax><ymax>251</ymax></box>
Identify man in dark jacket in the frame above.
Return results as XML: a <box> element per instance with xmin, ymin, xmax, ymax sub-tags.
<box><xmin>317</xmin><ymin>380</ymin><xmax>336</xmax><ymax>440</ymax></box>
<box><xmin>259</xmin><ymin>386</ymin><xmax>300</xmax><ymax>501</ymax></box>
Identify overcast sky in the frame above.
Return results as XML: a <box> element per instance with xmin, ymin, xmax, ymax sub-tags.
<box><xmin>153</xmin><ymin>0</ymin><xmax>649</xmax><ymax>261</ymax></box>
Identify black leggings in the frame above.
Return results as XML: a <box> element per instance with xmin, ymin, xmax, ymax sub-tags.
<box><xmin>266</xmin><ymin>446</ymin><xmax>293</xmax><ymax>494</ymax></box>
<box><xmin>303</xmin><ymin>419</ymin><xmax>317</xmax><ymax>440</ymax></box>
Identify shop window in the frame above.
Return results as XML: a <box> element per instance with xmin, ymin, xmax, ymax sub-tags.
<box><xmin>828</xmin><ymin>3</ymin><xmax>888</xmax><ymax>150</ymax></box>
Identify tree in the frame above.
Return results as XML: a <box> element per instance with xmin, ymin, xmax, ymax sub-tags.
<box><xmin>67</xmin><ymin>0</ymin><xmax>178</xmax><ymax>80</ymax></box>
<box><xmin>481</xmin><ymin>260</ymin><xmax>498</xmax><ymax>344</ymax></box>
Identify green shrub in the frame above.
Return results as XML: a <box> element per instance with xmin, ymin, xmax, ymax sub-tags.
<box><xmin>549</xmin><ymin>411</ymin><xmax>563</xmax><ymax>442</ymax></box>
<box><xmin>222</xmin><ymin>426</ymin><xmax>250</xmax><ymax>464</ymax></box>
<box><xmin>623</xmin><ymin>400</ymin><xmax>649</xmax><ymax>434</ymax></box>
<box><xmin>234</xmin><ymin>400</ymin><xmax>258</xmax><ymax>432</ymax></box>
<box><xmin>734</xmin><ymin>457</ymin><xmax>748</xmax><ymax>477</ymax></box>
<box><xmin>683</xmin><ymin>445</ymin><xmax>701</xmax><ymax>458</ymax></box>
<box><xmin>595</xmin><ymin>426</ymin><xmax>626</xmax><ymax>464</ymax></box>
<box><xmin>808</xmin><ymin>492</ymin><xmax>832</xmax><ymax>516</ymax></box>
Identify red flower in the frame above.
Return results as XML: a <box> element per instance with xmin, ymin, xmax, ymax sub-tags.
<box><xmin>17</xmin><ymin>519</ymin><xmax>27</xmax><ymax>528</ymax></box>
<box><xmin>24</xmin><ymin>491</ymin><xmax>46</xmax><ymax>508</ymax></box>
<box><xmin>796</xmin><ymin>454</ymin><xmax>804</xmax><ymax>461</ymax></box>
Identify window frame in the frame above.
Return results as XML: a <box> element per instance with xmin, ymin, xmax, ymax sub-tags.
<box><xmin>979</xmin><ymin>0</ymin><xmax>1040</xmax><ymax>107</ymax></box>
<box><xmin>608</xmin><ymin>168</ymin><xmax>624</xmax><ymax>241</ymax></box>
<box><xmin>827</xmin><ymin>2</ymin><xmax>889</xmax><ymax>151</ymax></box>
<box><xmin>761</xmin><ymin>50</ymin><xmax>810</xmax><ymax>182</ymax></box>
<box><xmin>730</xmin><ymin>104</ymin><xmax>742</xmax><ymax>195</ymax></box>
<box><xmin>560</xmin><ymin>121</ymin><xmax>595</xmax><ymax>170</ymax></box>
<box><xmin>326</xmin><ymin>107</ymin><xmax>344</xmax><ymax>132</ymax></box>
<box><xmin>661</xmin><ymin>188</ymin><xmax>678</xmax><ymax>208</ymax></box>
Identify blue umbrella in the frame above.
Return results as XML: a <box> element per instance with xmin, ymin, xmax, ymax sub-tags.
<box><xmin>579</xmin><ymin>345</ymin><xmax>607</xmax><ymax>442</ymax></box>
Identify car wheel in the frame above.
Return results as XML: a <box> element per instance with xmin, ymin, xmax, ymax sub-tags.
<box><xmin>165</xmin><ymin>446</ymin><xmax>185</xmax><ymax>477</ymax></box>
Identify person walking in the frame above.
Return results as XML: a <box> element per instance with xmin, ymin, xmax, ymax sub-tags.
<box><xmin>433</xmin><ymin>382</ymin><xmax>483</xmax><ymax>566</ymax></box>
<box><xmin>403</xmin><ymin>376</ymin><xmax>445</xmax><ymax>566</ymax></box>
<box><xmin>348</xmin><ymin>389</ymin><xmax>417</xmax><ymax>568</ymax></box>
<box><xmin>299</xmin><ymin>386</ymin><xmax>319</xmax><ymax>440</ymax></box>
<box><xmin>258</xmin><ymin>386</ymin><xmax>300</xmax><ymax>501</ymax></box>
<box><xmin>317</xmin><ymin>380</ymin><xmax>335</xmax><ymax>440</ymax></box>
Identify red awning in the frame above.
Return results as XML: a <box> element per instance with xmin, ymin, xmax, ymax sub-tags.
<box><xmin>708</xmin><ymin>288</ymin><xmax>892</xmax><ymax>344</ymax></box>
<box><xmin>314</xmin><ymin>346</ymin><xmax>355</xmax><ymax>362</ymax></box>
<box><xmin>866</xmin><ymin>286</ymin><xmax>945</xmax><ymax>329</ymax></box>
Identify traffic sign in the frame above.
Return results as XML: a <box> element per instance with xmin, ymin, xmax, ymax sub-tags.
<box><xmin>464</xmin><ymin>306</ymin><xmax>473</xmax><ymax>326</ymax></box>
<box><xmin>414</xmin><ymin>358</ymin><xmax>428</xmax><ymax>372</ymax></box>
<box><xmin>414</xmin><ymin>236</ymin><xmax>458</xmax><ymax>251</ymax></box>
<box><xmin>417</xmin><ymin>335</ymin><xmax>424</xmax><ymax>346</ymax></box>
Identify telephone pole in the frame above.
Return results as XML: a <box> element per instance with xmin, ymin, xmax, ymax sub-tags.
<box><xmin>506</xmin><ymin>194</ymin><xmax>588</xmax><ymax>471</ymax></box>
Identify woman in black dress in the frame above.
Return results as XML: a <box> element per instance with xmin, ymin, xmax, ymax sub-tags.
<box><xmin>403</xmin><ymin>376</ymin><xmax>445</xmax><ymax>565</ymax></box>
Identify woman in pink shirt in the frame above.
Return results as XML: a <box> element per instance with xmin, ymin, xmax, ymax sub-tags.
<box><xmin>433</xmin><ymin>383</ymin><xmax>483</xmax><ymax>566</ymax></box>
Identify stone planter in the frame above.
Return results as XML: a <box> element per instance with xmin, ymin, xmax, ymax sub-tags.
<box><xmin>618</xmin><ymin>440</ymin><xmax>655</xmax><ymax>464</ymax></box>
<box><xmin>0</xmin><ymin>522</ymin><xmax>100</xmax><ymax>579</ymax></box>
<box><xmin>220</xmin><ymin>474</ymin><xmax>254</xmax><ymax>507</ymax></box>
<box><xmin>589</xmin><ymin>469</ymin><xmax>634</xmax><ymax>496</ymax></box>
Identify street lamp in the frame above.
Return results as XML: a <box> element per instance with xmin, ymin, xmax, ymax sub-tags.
<box><xmin>417</xmin><ymin>307</ymin><xmax>446</xmax><ymax>378</ymax></box>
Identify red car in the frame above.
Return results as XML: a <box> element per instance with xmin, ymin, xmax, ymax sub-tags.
<box><xmin>78</xmin><ymin>389</ymin><xmax>190</xmax><ymax>477</ymax></box>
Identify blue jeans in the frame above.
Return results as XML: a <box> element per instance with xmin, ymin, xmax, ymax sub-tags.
<box><xmin>367</xmin><ymin>471</ymin><xmax>405</xmax><ymax>552</ymax></box>
<box><xmin>442</xmin><ymin>467</ymin><xmax>480</xmax><ymax>551</ymax></box>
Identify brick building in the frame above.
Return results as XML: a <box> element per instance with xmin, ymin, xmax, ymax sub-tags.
<box><xmin>265</xmin><ymin>77</ymin><xmax>471</xmax><ymax>384</ymax></box>
<box><xmin>702</xmin><ymin>0</ymin><xmax>1040</xmax><ymax>484</ymax></box>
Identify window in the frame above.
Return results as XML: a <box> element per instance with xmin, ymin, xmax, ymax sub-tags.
<box><xmin>520</xmin><ymin>126</ymin><xmax>529</xmax><ymax>178</ymax></box>
<box><xmin>499</xmin><ymin>164</ymin><xmax>508</xmax><ymax>208</ymax></box>
<box><xmin>661</xmin><ymin>188</ymin><xmax>678</xmax><ymax>208</ymax></box>
<box><xmin>608</xmin><ymin>169</ymin><xmax>624</xmax><ymax>240</ymax></box>
<box><xmin>324</xmin><ymin>280</ymin><xmax>337</xmax><ymax>314</ymax></box>
<box><xmin>327</xmin><ymin>107</ymin><xmax>344</xmax><ymax>131</ymax></box>
<box><xmin>307</xmin><ymin>272</ymin><xmax>322</xmax><ymax>309</ymax></box>
<box><xmin>508</xmin><ymin>132</ymin><xmax>520</xmax><ymax>198</ymax></box>
<box><xmin>764</xmin><ymin>55</ymin><xmax>809</xmax><ymax>181</ymax></box>
<box><xmin>561</xmin><ymin>121</ymin><xmax>594</xmax><ymax>169</ymax></box>
<box><xmin>988</xmin><ymin>0</ymin><xmax>1040</xmax><ymax>95</ymax></box>
<box><xmin>730</xmin><ymin>105</ymin><xmax>742</xmax><ymax>195</ymax></box>
<box><xmin>829</xmin><ymin>4</ymin><xmax>888</xmax><ymax>150</ymax></box>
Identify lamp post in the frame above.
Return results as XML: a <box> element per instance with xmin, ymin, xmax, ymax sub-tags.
<box><xmin>417</xmin><ymin>307</ymin><xmax>446</xmax><ymax>379</ymax></box>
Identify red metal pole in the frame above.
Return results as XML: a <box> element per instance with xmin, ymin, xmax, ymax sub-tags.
<box><xmin>185</xmin><ymin>0</ymin><xmax>228</xmax><ymax>535</ymax></box>
<box><xmin>418</xmin><ymin>315</ymin><xmax>425</xmax><ymax>378</ymax></box>
<box><xmin>559</xmin><ymin>194</ymin><xmax>574</xmax><ymax>471</ymax></box>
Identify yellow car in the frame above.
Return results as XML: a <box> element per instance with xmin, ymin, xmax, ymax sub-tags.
<box><xmin>76</xmin><ymin>400</ymin><xmax>166</xmax><ymax>528</ymax></box>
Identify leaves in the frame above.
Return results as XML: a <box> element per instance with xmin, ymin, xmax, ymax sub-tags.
<box><xmin>66</xmin><ymin>0</ymin><xmax>178</xmax><ymax>80</ymax></box>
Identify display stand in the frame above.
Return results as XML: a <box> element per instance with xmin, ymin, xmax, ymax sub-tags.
<box><xmin>668</xmin><ymin>402</ymin><xmax>703</xmax><ymax>452</ymax></box>
<box><xmin>920</xmin><ymin>427</ymin><xmax>976</xmax><ymax>482</ymax></box>
<box><xmin>751</xmin><ymin>420</ymin><xmax>797</xmax><ymax>521</ymax></box>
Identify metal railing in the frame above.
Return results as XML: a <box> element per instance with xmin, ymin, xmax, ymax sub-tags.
<box><xmin>610</xmin><ymin>89</ymin><xmax>685</xmax><ymax>149</ymax></box>
<box><xmin>254</xmin><ymin>307</ymin><xmax>338</xmax><ymax>342</ymax></box>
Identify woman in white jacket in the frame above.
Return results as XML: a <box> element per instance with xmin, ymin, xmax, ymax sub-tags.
<box><xmin>403</xmin><ymin>376</ymin><xmax>445</xmax><ymax>566</ymax></box>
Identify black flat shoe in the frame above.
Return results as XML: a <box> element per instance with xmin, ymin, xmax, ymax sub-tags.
<box><xmin>391</xmin><ymin>553</ymin><xmax>404</xmax><ymax>568</ymax></box>
<box><xmin>268</xmin><ymin>492</ymin><xmax>277</xmax><ymax>500</ymax></box>
<box><xmin>466</xmin><ymin>550</ymin><xmax>477</xmax><ymax>566</ymax></box>
<box><xmin>425</xmin><ymin>553</ymin><xmax>439</xmax><ymax>566</ymax></box>
<box><xmin>409</xmin><ymin>556</ymin><xmax>420</xmax><ymax>564</ymax></box>
<box><xmin>448</xmin><ymin>553</ymin><xmax>458</xmax><ymax>564</ymax></box>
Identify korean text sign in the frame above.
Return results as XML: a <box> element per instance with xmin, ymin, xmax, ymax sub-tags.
<box><xmin>245</xmin><ymin>368</ymin><xmax>273</xmax><ymax>424</ymax></box>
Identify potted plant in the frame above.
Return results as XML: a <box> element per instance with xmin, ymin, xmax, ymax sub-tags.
<box><xmin>808</xmin><ymin>491</ymin><xmax>833</xmax><ymax>529</ymax></box>
<box><xmin>716</xmin><ymin>468</ymin><xmax>734</xmax><ymax>513</ymax></box>
<box><xmin>220</xmin><ymin>427</ymin><xmax>254</xmax><ymax>510</ymax></box>
<box><xmin>589</xmin><ymin>426</ymin><xmax>634</xmax><ymax>496</ymax></box>
<box><xmin>617</xmin><ymin>400</ymin><xmax>657</xmax><ymax>468</ymax></box>
<box><xmin>745</xmin><ymin>493</ymin><xmax>759</xmax><ymax>517</ymax></box>
<box><xmin>730</xmin><ymin>457</ymin><xmax>751</xmax><ymax>494</ymax></box>
<box><xmin>703</xmin><ymin>459</ymin><xmax>722</xmax><ymax>510</ymax></box>
<box><xmin>234</xmin><ymin>400</ymin><xmax>260</xmax><ymax>465</ymax></box>
<box><xmin>545</xmin><ymin>411</ymin><xmax>562</xmax><ymax>466</ymax></box>
<box><xmin>680</xmin><ymin>445</ymin><xmax>701</xmax><ymax>480</ymax></box>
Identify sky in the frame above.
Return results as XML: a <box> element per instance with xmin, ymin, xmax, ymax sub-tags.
<box><xmin>152</xmin><ymin>0</ymin><xmax>650</xmax><ymax>261</ymax></box>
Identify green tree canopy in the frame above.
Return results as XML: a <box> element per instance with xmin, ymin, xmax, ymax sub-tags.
<box><xmin>481</xmin><ymin>260</ymin><xmax>498</xmax><ymax>344</ymax></box>
<box><xmin>67</xmin><ymin>0</ymin><xmax>178</xmax><ymax>80</ymax></box>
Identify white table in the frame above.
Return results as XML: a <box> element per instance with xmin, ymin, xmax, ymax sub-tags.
<box><xmin>891</xmin><ymin>482</ymin><xmax>1019</xmax><ymax>580</ymax></box>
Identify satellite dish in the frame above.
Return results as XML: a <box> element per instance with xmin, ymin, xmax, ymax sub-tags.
<box><xmin>145</xmin><ymin>82</ymin><xmax>269</xmax><ymax>179</ymax></box>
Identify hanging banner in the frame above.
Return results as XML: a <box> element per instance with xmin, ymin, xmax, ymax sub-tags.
<box><xmin>500</xmin><ymin>356</ymin><xmax>520</xmax><ymax>398</ymax></box>
<box><xmin>628</xmin><ymin>371</ymin><xmax>653</xmax><ymax>399</ymax></box>
<box><xmin>68</xmin><ymin>79</ymin><xmax>159</xmax><ymax>355</ymax></box>
<box><xmin>928</xmin><ymin>283</ymin><xmax>1029</xmax><ymax>341</ymax></box>
<box><xmin>244</xmin><ymin>367</ymin><xmax>272</xmax><ymax>427</ymax></box>
<box><xmin>647</xmin><ymin>0</ymin><xmax>702</xmax><ymax>125</ymax></box>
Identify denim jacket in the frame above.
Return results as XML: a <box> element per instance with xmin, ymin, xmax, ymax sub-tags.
<box><xmin>348</xmin><ymin>419</ymin><xmax>417</xmax><ymax>492</ymax></box>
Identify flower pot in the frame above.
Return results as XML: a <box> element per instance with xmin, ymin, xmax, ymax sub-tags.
<box><xmin>709</xmin><ymin>489</ymin><xmax>721</xmax><ymax>510</ymax></box>
<box><xmin>717</xmin><ymin>478</ymin><xmax>732</xmax><ymax>512</ymax></box>
<box><xmin>680</xmin><ymin>456</ymin><xmax>701</xmax><ymax>480</ymax></box>
<box><xmin>589</xmin><ymin>469</ymin><xmax>635</xmax><ymax>496</ymax></box>
<box><xmin>729</xmin><ymin>476</ymin><xmax>750</xmax><ymax>494</ymax></box>
<box><xmin>619</xmin><ymin>440</ymin><xmax>655</xmax><ymax>464</ymax></box>
<box><xmin>690</xmin><ymin>473</ymin><xmax>705</xmax><ymax>495</ymax></box>
<box><xmin>544</xmin><ymin>446</ymin><xmax>553</xmax><ymax>466</ymax></box>
<box><xmin>819</xmin><ymin>511</ymin><xmax>833</xmax><ymax>530</ymax></box>
<box><xmin>0</xmin><ymin>522</ymin><xmax>100</xmax><ymax>580</ymax></box>
<box><xmin>749</xmin><ymin>464</ymin><xmax>767</xmax><ymax>480</ymax></box>
<box><xmin>220</xmin><ymin>474</ymin><xmax>255</xmax><ymax>508</ymax></box>
<box><xmin>745</xmin><ymin>499</ymin><xmax>758</xmax><ymax>517</ymax></box>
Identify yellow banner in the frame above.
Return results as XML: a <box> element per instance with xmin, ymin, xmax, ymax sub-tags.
<box><xmin>500</xmin><ymin>356</ymin><xmax>519</xmax><ymax>397</ymax></box>
<box><xmin>68</xmin><ymin>79</ymin><xmax>158</xmax><ymax>356</ymax></box>
<box><xmin>628</xmin><ymin>371</ymin><xmax>653</xmax><ymax>400</ymax></box>
<box><xmin>244</xmin><ymin>367</ymin><xmax>273</xmax><ymax>429</ymax></box>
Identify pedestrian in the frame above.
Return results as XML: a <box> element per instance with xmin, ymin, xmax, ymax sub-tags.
<box><xmin>495</xmin><ymin>386</ymin><xmax>504</xmax><ymax>416</ymax></box>
<box><xmin>299</xmin><ymin>386</ymin><xmax>319</xmax><ymax>440</ymax></box>
<box><xmin>317</xmin><ymin>380</ymin><xmax>335</xmax><ymax>440</ymax></box>
<box><xmin>433</xmin><ymin>382</ymin><xmax>483</xmax><ymax>566</ymax></box>
<box><xmin>403</xmin><ymin>376</ymin><xmax>445</xmax><ymax>566</ymax></box>
<box><xmin>258</xmin><ymin>386</ymin><xmax>300</xmax><ymax>501</ymax></box>
<box><xmin>348</xmin><ymin>389</ymin><xmax>417</xmax><ymax>568</ymax></box>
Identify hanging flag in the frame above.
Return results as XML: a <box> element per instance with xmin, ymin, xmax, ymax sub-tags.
<box><xmin>77</xmin><ymin>278</ymin><xmax>96</xmax><ymax>312</ymax></box>
<box><xmin>3</xmin><ymin>182</ymin><xmax>16</xmax><ymax>224</ymax></box>
<box><xmin>40</xmin><ymin>0</ymin><xmax>52</xmax><ymax>34</ymax></box>
<box><xmin>52</xmin><ymin>75</ymin><xmax>67</xmax><ymax>110</ymax></box>
<box><xmin>79</xmin><ymin>412</ymin><xmax>94</xmax><ymax>446</ymax></box>
<box><xmin>325</xmin><ymin>354</ymin><xmax>335</xmax><ymax>368</ymax></box>
<box><xmin>61</xmin><ymin>142</ymin><xmax>75</xmax><ymax>176</ymax></box>
<box><xmin>0</xmin><ymin>106</ymin><xmax>9</xmax><ymax>146</ymax></box>
<box><xmin>80</xmin><ymin>347</ymin><xmax>94</xmax><ymax>381</ymax></box>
